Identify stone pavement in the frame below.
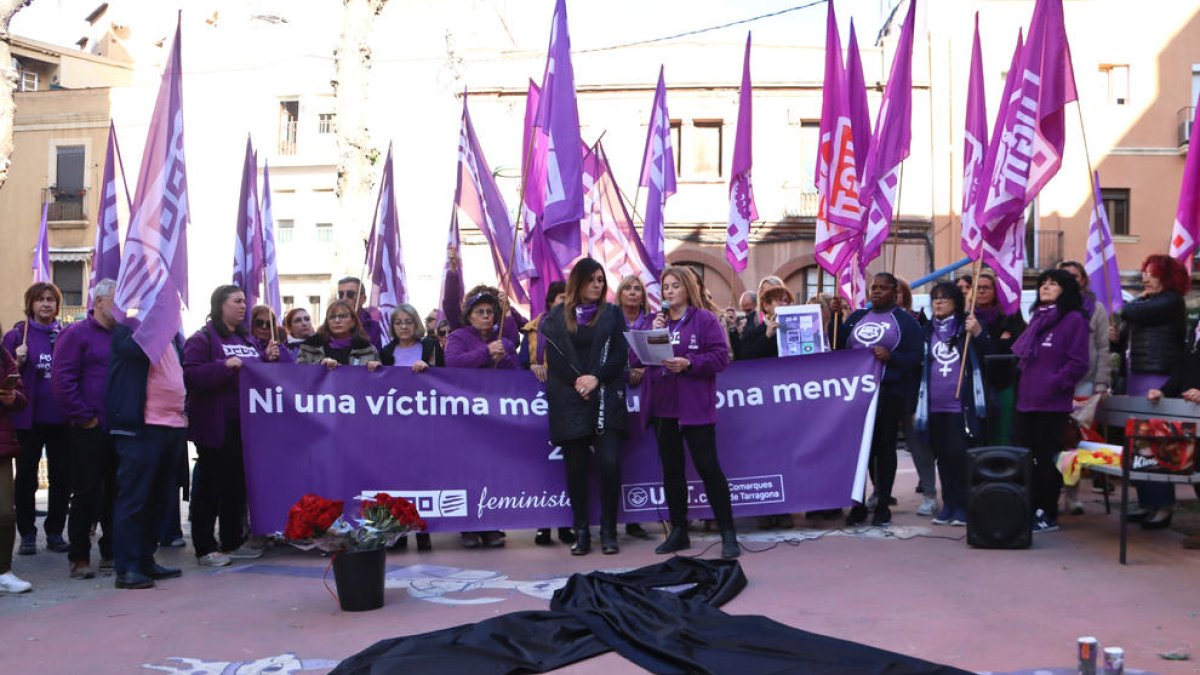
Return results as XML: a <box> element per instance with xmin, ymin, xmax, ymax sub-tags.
<box><xmin>0</xmin><ymin>457</ymin><xmax>1197</xmax><ymax>675</ymax></box>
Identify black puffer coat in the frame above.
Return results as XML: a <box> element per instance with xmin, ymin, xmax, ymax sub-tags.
<box><xmin>1118</xmin><ymin>290</ymin><xmax>1186</xmax><ymax>375</ymax></box>
<box><xmin>540</xmin><ymin>304</ymin><xmax>629</xmax><ymax>444</ymax></box>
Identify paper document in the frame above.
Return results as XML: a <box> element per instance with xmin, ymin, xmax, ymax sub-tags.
<box><xmin>774</xmin><ymin>304</ymin><xmax>827</xmax><ymax>357</ymax></box>
<box><xmin>624</xmin><ymin>329</ymin><xmax>676</xmax><ymax>364</ymax></box>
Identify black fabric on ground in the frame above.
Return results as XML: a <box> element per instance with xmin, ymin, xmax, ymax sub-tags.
<box><xmin>332</xmin><ymin>557</ymin><xmax>971</xmax><ymax>675</ymax></box>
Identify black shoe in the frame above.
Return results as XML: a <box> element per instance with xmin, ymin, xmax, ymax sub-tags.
<box><xmin>481</xmin><ymin>530</ymin><xmax>506</xmax><ymax>548</ymax></box>
<box><xmin>720</xmin><ymin>529</ymin><xmax>740</xmax><ymax>559</ymax></box>
<box><xmin>625</xmin><ymin>523</ymin><xmax>650</xmax><ymax>539</ymax></box>
<box><xmin>18</xmin><ymin>535</ymin><xmax>36</xmax><ymax>556</ymax></box>
<box><xmin>600</xmin><ymin>529</ymin><xmax>619</xmax><ymax>555</ymax></box>
<box><xmin>114</xmin><ymin>572</ymin><xmax>155</xmax><ymax>589</ymax></box>
<box><xmin>46</xmin><ymin>534</ymin><xmax>70</xmax><ymax>553</ymax></box>
<box><xmin>144</xmin><ymin>563</ymin><xmax>182</xmax><ymax>580</ymax></box>
<box><xmin>871</xmin><ymin>505</ymin><xmax>892</xmax><ymax>528</ymax></box>
<box><xmin>655</xmin><ymin>526</ymin><xmax>690</xmax><ymax>555</ymax></box>
<box><xmin>415</xmin><ymin>533</ymin><xmax>432</xmax><ymax>552</ymax></box>
<box><xmin>570</xmin><ymin>528</ymin><xmax>591</xmax><ymax>556</ymax></box>
<box><xmin>557</xmin><ymin>527</ymin><xmax>576</xmax><ymax>544</ymax></box>
<box><xmin>1141</xmin><ymin>510</ymin><xmax>1173</xmax><ymax>531</ymax></box>
<box><xmin>460</xmin><ymin>532</ymin><xmax>482</xmax><ymax>549</ymax></box>
<box><xmin>534</xmin><ymin>528</ymin><xmax>552</xmax><ymax>546</ymax></box>
<box><xmin>846</xmin><ymin>503</ymin><xmax>869</xmax><ymax>526</ymax></box>
<box><xmin>915</xmin><ymin>485</ymin><xmax>925</xmax><ymax>494</ymax></box>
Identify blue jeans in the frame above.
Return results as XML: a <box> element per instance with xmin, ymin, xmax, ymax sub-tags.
<box><xmin>113</xmin><ymin>425</ymin><xmax>184</xmax><ymax>576</ymax></box>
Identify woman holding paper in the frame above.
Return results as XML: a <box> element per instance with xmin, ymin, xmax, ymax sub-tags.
<box><xmin>645</xmin><ymin>266</ymin><xmax>738</xmax><ymax>559</ymax></box>
<box><xmin>540</xmin><ymin>258</ymin><xmax>629</xmax><ymax>555</ymax></box>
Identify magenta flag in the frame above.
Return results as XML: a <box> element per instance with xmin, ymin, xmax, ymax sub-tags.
<box><xmin>960</xmin><ymin>13</ymin><xmax>988</xmax><ymax>260</ymax></box>
<box><xmin>88</xmin><ymin>121</ymin><xmax>126</xmax><ymax>308</ymax></box>
<box><xmin>1171</xmin><ymin>94</ymin><xmax>1200</xmax><ymax>271</ymax></box>
<box><xmin>521</xmin><ymin>80</ymin><xmax>546</xmax><ymax>226</ymax></box>
<box><xmin>726</xmin><ymin>32</ymin><xmax>757</xmax><ymax>273</ymax></box>
<box><xmin>858</xmin><ymin>0</ymin><xmax>915</xmax><ymax>267</ymax></box>
<box><xmin>837</xmin><ymin>252</ymin><xmax>866</xmax><ymax>309</ymax></box>
<box><xmin>639</xmin><ymin>66</ymin><xmax>675</xmax><ymax>276</ymax></box>
<box><xmin>32</xmin><ymin>202</ymin><xmax>50</xmax><ymax>284</ymax></box>
<box><xmin>231</xmin><ymin>136</ymin><xmax>263</xmax><ymax>323</ymax></box>
<box><xmin>979</xmin><ymin>31</ymin><xmax>1026</xmax><ymax>314</ymax></box>
<box><xmin>585</xmin><ymin>141</ymin><xmax>662</xmax><ymax>310</ymax></box>
<box><xmin>259</xmin><ymin>161</ymin><xmax>282</xmax><ymax>319</ymax></box>
<box><xmin>114</xmin><ymin>17</ymin><xmax>189</xmax><ymax>361</ymax></box>
<box><xmin>814</xmin><ymin>1</ymin><xmax>864</xmax><ymax>277</ymax></box>
<box><xmin>531</xmin><ymin>0</ymin><xmax>584</xmax><ymax>264</ymax></box>
<box><xmin>846</xmin><ymin>21</ymin><xmax>872</xmax><ymax>181</ymax></box>
<box><xmin>457</xmin><ymin>95</ymin><xmax>531</xmax><ymax>304</ymax></box>
<box><xmin>364</xmin><ymin>144</ymin><xmax>409</xmax><ymax>332</ymax></box>
<box><xmin>1085</xmin><ymin>171</ymin><xmax>1123</xmax><ymax>313</ymax></box>
<box><xmin>526</xmin><ymin>224</ymin><xmax>565</xmax><ymax>319</ymax></box>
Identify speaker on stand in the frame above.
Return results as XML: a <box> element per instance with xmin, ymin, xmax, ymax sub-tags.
<box><xmin>967</xmin><ymin>446</ymin><xmax>1032</xmax><ymax>549</ymax></box>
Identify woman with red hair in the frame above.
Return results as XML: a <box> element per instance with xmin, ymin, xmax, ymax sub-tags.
<box><xmin>1114</xmin><ymin>253</ymin><xmax>1190</xmax><ymax>530</ymax></box>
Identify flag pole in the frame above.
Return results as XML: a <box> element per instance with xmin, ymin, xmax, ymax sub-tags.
<box><xmin>955</xmin><ymin>256</ymin><xmax>984</xmax><ymax>399</ymax></box>
<box><xmin>499</xmin><ymin>129</ymin><xmax>539</xmax><ymax>327</ymax></box>
<box><xmin>889</xmin><ymin>163</ymin><xmax>907</xmax><ymax>273</ymax></box>
<box><xmin>1073</xmin><ymin>97</ymin><xmax>1113</xmax><ymax>312</ymax></box>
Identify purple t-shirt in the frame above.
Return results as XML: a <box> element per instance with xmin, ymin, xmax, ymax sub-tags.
<box><xmin>390</xmin><ymin>342</ymin><xmax>423</xmax><ymax>367</ymax></box>
<box><xmin>26</xmin><ymin>320</ymin><xmax>65</xmax><ymax>426</ymax></box>
<box><xmin>927</xmin><ymin>316</ymin><xmax>962</xmax><ymax>413</ymax></box>
<box><xmin>848</xmin><ymin>309</ymin><xmax>902</xmax><ymax>352</ymax></box>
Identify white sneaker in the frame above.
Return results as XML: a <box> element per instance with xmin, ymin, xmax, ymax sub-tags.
<box><xmin>0</xmin><ymin>571</ymin><xmax>32</xmax><ymax>593</ymax></box>
<box><xmin>226</xmin><ymin>545</ymin><xmax>264</xmax><ymax>560</ymax></box>
<box><xmin>916</xmin><ymin>497</ymin><xmax>938</xmax><ymax>516</ymax></box>
<box><xmin>197</xmin><ymin>552</ymin><xmax>232</xmax><ymax>567</ymax></box>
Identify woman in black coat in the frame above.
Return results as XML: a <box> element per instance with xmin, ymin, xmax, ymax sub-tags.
<box><xmin>540</xmin><ymin>257</ymin><xmax>629</xmax><ymax>555</ymax></box>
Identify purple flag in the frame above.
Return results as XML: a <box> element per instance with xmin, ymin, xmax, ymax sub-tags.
<box><xmin>526</xmin><ymin>224</ymin><xmax>565</xmax><ymax>319</ymax></box>
<box><xmin>32</xmin><ymin>201</ymin><xmax>50</xmax><ymax>284</ymax></box>
<box><xmin>845</xmin><ymin>21</ymin><xmax>872</xmax><ymax>179</ymax></box>
<box><xmin>531</xmin><ymin>0</ymin><xmax>584</xmax><ymax>264</ymax></box>
<box><xmin>259</xmin><ymin>161</ymin><xmax>282</xmax><ymax>319</ymax></box>
<box><xmin>89</xmin><ymin>121</ymin><xmax>126</xmax><ymax>307</ymax></box>
<box><xmin>364</xmin><ymin>144</ymin><xmax>408</xmax><ymax>333</ymax></box>
<box><xmin>960</xmin><ymin>13</ymin><xmax>988</xmax><ymax>260</ymax></box>
<box><xmin>585</xmin><ymin>141</ymin><xmax>662</xmax><ymax>309</ymax></box>
<box><xmin>837</xmin><ymin>251</ymin><xmax>866</xmax><ymax>309</ymax></box>
<box><xmin>1086</xmin><ymin>171</ymin><xmax>1123</xmax><ymax>313</ymax></box>
<box><xmin>231</xmin><ymin>136</ymin><xmax>263</xmax><ymax>323</ymax></box>
<box><xmin>979</xmin><ymin>31</ymin><xmax>1026</xmax><ymax>314</ymax></box>
<box><xmin>1171</xmin><ymin>94</ymin><xmax>1200</xmax><ymax>271</ymax></box>
<box><xmin>814</xmin><ymin>1</ymin><xmax>864</xmax><ymax>277</ymax></box>
<box><xmin>639</xmin><ymin>66</ymin><xmax>675</xmax><ymax>277</ymax></box>
<box><xmin>457</xmin><ymin>95</ymin><xmax>531</xmax><ymax>304</ymax></box>
<box><xmin>113</xmin><ymin>17</ymin><xmax>189</xmax><ymax>361</ymax></box>
<box><xmin>858</xmin><ymin>0</ymin><xmax>915</xmax><ymax>266</ymax></box>
<box><xmin>726</xmin><ymin>32</ymin><xmax>757</xmax><ymax>273</ymax></box>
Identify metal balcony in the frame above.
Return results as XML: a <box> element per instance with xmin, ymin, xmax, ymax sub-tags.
<box><xmin>42</xmin><ymin>187</ymin><xmax>86</xmax><ymax>222</ymax></box>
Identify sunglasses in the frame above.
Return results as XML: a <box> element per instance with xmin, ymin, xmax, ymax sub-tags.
<box><xmin>253</xmin><ymin>319</ymin><xmax>272</xmax><ymax>328</ymax></box>
<box><xmin>328</xmin><ymin>313</ymin><xmax>352</xmax><ymax>321</ymax></box>
<box><xmin>337</xmin><ymin>290</ymin><xmax>358</xmax><ymax>299</ymax></box>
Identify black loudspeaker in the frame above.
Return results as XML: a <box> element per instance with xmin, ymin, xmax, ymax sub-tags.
<box><xmin>967</xmin><ymin>446</ymin><xmax>1032</xmax><ymax>549</ymax></box>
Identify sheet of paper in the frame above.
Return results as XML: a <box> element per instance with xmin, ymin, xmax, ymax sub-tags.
<box><xmin>624</xmin><ymin>329</ymin><xmax>676</xmax><ymax>364</ymax></box>
<box><xmin>774</xmin><ymin>304</ymin><xmax>827</xmax><ymax>357</ymax></box>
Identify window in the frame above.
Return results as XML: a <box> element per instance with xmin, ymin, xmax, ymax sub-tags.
<box><xmin>50</xmin><ymin>146</ymin><xmax>86</xmax><ymax>221</ymax></box>
<box><xmin>283</xmin><ymin>295</ymin><xmax>294</xmax><ymax>310</ymax></box>
<box><xmin>690</xmin><ymin>120</ymin><xmax>723</xmax><ymax>178</ymax></box>
<box><xmin>669</xmin><ymin>120</ymin><xmax>682</xmax><ymax>177</ymax></box>
<box><xmin>53</xmin><ymin>261</ymin><xmax>84</xmax><ymax>307</ymax></box>
<box><xmin>277</xmin><ymin>219</ymin><xmax>295</xmax><ymax>243</ymax></box>
<box><xmin>1101</xmin><ymin>188</ymin><xmax>1130</xmax><ymax>236</ymax></box>
<box><xmin>308</xmin><ymin>295</ymin><xmax>322</xmax><ymax>317</ymax></box>
<box><xmin>19</xmin><ymin>70</ymin><xmax>38</xmax><ymax>92</ymax></box>
<box><xmin>799</xmin><ymin>121</ymin><xmax>820</xmax><ymax>190</ymax></box>
<box><xmin>315</xmin><ymin>222</ymin><xmax>333</xmax><ymax>243</ymax></box>
<box><xmin>278</xmin><ymin>100</ymin><xmax>299</xmax><ymax>155</ymax></box>
<box><xmin>801</xmin><ymin>265</ymin><xmax>837</xmax><ymax>302</ymax></box>
<box><xmin>1100</xmin><ymin>64</ymin><xmax>1129</xmax><ymax>105</ymax></box>
<box><xmin>318</xmin><ymin>113</ymin><xmax>335</xmax><ymax>134</ymax></box>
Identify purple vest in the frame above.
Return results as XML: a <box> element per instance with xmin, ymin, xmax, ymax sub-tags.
<box><xmin>848</xmin><ymin>310</ymin><xmax>902</xmax><ymax>352</ymax></box>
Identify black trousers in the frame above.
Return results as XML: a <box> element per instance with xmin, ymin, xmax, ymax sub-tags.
<box><xmin>15</xmin><ymin>424</ymin><xmax>70</xmax><ymax>538</ymax></box>
<box><xmin>653</xmin><ymin>419</ymin><xmax>734</xmax><ymax>531</ymax></box>
<box><xmin>190</xmin><ymin>424</ymin><xmax>247</xmax><ymax>556</ymax></box>
<box><xmin>113</xmin><ymin>425</ymin><xmax>184</xmax><ymax>576</ymax></box>
<box><xmin>1012</xmin><ymin>410</ymin><xmax>1067</xmax><ymax>521</ymax></box>
<box><xmin>866</xmin><ymin>392</ymin><xmax>906</xmax><ymax>503</ymax></box>
<box><xmin>562</xmin><ymin>433</ymin><xmax>622</xmax><ymax>532</ymax></box>
<box><xmin>927</xmin><ymin>412</ymin><xmax>969</xmax><ymax>516</ymax></box>
<box><xmin>66</xmin><ymin>426</ymin><xmax>116</xmax><ymax>563</ymax></box>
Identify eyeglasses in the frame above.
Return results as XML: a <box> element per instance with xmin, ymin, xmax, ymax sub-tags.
<box><xmin>471</xmin><ymin>307</ymin><xmax>495</xmax><ymax>316</ymax></box>
<box><xmin>253</xmin><ymin>319</ymin><xmax>271</xmax><ymax>328</ymax></box>
<box><xmin>337</xmin><ymin>290</ymin><xmax>358</xmax><ymax>299</ymax></box>
<box><xmin>328</xmin><ymin>313</ymin><xmax>352</xmax><ymax>321</ymax></box>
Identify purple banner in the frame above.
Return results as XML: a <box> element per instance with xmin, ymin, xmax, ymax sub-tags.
<box><xmin>240</xmin><ymin>350</ymin><xmax>882</xmax><ymax>534</ymax></box>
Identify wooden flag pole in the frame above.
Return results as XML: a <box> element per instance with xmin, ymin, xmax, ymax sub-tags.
<box><xmin>954</xmin><ymin>256</ymin><xmax>984</xmax><ymax>399</ymax></box>
<box><xmin>889</xmin><ymin>163</ymin><xmax>907</xmax><ymax>273</ymax></box>
<box><xmin>499</xmin><ymin>130</ymin><xmax>539</xmax><ymax>330</ymax></box>
<box><xmin>1073</xmin><ymin>98</ymin><xmax>1114</xmax><ymax>312</ymax></box>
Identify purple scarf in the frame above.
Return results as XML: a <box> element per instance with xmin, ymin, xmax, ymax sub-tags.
<box><xmin>1011</xmin><ymin>305</ymin><xmax>1061</xmax><ymax>361</ymax></box>
<box><xmin>575</xmin><ymin>303</ymin><xmax>598</xmax><ymax>326</ymax></box>
<box><xmin>329</xmin><ymin>337</ymin><xmax>353</xmax><ymax>350</ymax></box>
<box><xmin>932</xmin><ymin>314</ymin><xmax>959</xmax><ymax>345</ymax></box>
<box><xmin>973</xmin><ymin>303</ymin><xmax>1002</xmax><ymax>328</ymax></box>
<box><xmin>1081</xmin><ymin>292</ymin><xmax>1097</xmax><ymax>319</ymax></box>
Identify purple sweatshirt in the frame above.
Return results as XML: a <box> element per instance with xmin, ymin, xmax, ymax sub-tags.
<box><xmin>1</xmin><ymin>320</ymin><xmax>65</xmax><ymax>428</ymax></box>
<box><xmin>183</xmin><ymin>323</ymin><xmax>264</xmax><ymax>447</ymax></box>
<box><xmin>1013</xmin><ymin>305</ymin><xmax>1090</xmax><ymax>413</ymax></box>
<box><xmin>51</xmin><ymin>316</ymin><xmax>113</xmax><ymax>429</ymax></box>
<box><xmin>443</xmin><ymin>327</ymin><xmax>518</xmax><ymax>369</ymax></box>
<box><xmin>642</xmin><ymin>307</ymin><xmax>730</xmax><ymax>427</ymax></box>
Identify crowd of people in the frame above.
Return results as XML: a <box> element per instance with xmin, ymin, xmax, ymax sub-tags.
<box><xmin>0</xmin><ymin>252</ymin><xmax>1196</xmax><ymax>592</ymax></box>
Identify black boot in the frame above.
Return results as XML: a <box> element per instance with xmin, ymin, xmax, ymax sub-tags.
<box><xmin>625</xmin><ymin>522</ymin><xmax>650</xmax><ymax>539</ymax></box>
<box><xmin>570</xmin><ymin>528</ymin><xmax>591</xmax><ymax>556</ymax></box>
<box><xmin>654</xmin><ymin>525</ymin><xmax>690</xmax><ymax>554</ymax></box>
<box><xmin>415</xmin><ymin>532</ymin><xmax>432</xmax><ymax>552</ymax></box>
<box><xmin>720</xmin><ymin>529</ymin><xmax>740</xmax><ymax>559</ymax></box>
<box><xmin>600</xmin><ymin>528</ymin><xmax>619</xmax><ymax>555</ymax></box>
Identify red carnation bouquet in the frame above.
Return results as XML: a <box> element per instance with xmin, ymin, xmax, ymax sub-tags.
<box><xmin>283</xmin><ymin>492</ymin><xmax>425</xmax><ymax>552</ymax></box>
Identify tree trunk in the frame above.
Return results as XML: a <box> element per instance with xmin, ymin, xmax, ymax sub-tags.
<box><xmin>332</xmin><ymin>0</ymin><xmax>387</xmax><ymax>282</ymax></box>
<box><xmin>0</xmin><ymin>0</ymin><xmax>33</xmax><ymax>192</ymax></box>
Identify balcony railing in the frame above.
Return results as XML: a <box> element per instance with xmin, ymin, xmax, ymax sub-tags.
<box><xmin>43</xmin><ymin>187</ymin><xmax>87</xmax><ymax>222</ymax></box>
<box><xmin>1027</xmin><ymin>228</ymin><xmax>1063</xmax><ymax>270</ymax></box>
<box><xmin>1179</xmin><ymin>106</ymin><xmax>1194</xmax><ymax>149</ymax></box>
<box><xmin>278</xmin><ymin>119</ymin><xmax>298</xmax><ymax>156</ymax></box>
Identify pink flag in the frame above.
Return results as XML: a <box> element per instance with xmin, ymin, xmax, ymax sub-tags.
<box><xmin>364</xmin><ymin>144</ymin><xmax>408</xmax><ymax>332</ymax></box>
<box><xmin>259</xmin><ymin>161</ymin><xmax>282</xmax><ymax>319</ymax></box>
<box><xmin>726</xmin><ymin>32</ymin><xmax>757</xmax><ymax>273</ymax></box>
<box><xmin>960</xmin><ymin>13</ymin><xmax>988</xmax><ymax>260</ymax></box>
<box><xmin>231</xmin><ymin>136</ymin><xmax>263</xmax><ymax>322</ymax></box>
<box><xmin>89</xmin><ymin>121</ymin><xmax>127</xmax><ymax>308</ymax></box>
<box><xmin>1171</xmin><ymin>94</ymin><xmax>1200</xmax><ymax>271</ymax></box>
<box><xmin>814</xmin><ymin>1</ymin><xmax>864</xmax><ymax>277</ymax></box>
<box><xmin>979</xmin><ymin>31</ymin><xmax>1026</xmax><ymax>314</ymax></box>
<box><xmin>639</xmin><ymin>66</ymin><xmax>675</xmax><ymax>276</ymax></box>
<box><xmin>584</xmin><ymin>141</ymin><xmax>662</xmax><ymax>309</ymax></box>
<box><xmin>858</xmin><ymin>0</ymin><xmax>916</xmax><ymax>266</ymax></box>
<box><xmin>845</xmin><ymin>21</ymin><xmax>872</xmax><ymax>182</ymax></box>
<box><xmin>32</xmin><ymin>202</ymin><xmax>50</xmax><ymax>284</ymax></box>
<box><xmin>837</xmin><ymin>252</ymin><xmax>866</xmax><ymax>309</ymax></box>
<box><xmin>1086</xmin><ymin>171</ymin><xmax>1123</xmax><ymax>313</ymax></box>
<box><xmin>114</xmin><ymin>17</ymin><xmax>189</xmax><ymax>360</ymax></box>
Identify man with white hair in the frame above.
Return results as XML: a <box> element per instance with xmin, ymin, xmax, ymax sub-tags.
<box><xmin>52</xmin><ymin>279</ymin><xmax>121</xmax><ymax>580</ymax></box>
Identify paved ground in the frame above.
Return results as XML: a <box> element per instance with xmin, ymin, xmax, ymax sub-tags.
<box><xmin>1</xmin><ymin>455</ymin><xmax>1197</xmax><ymax>675</ymax></box>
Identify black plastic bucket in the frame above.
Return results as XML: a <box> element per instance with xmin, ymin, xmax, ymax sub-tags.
<box><xmin>332</xmin><ymin>547</ymin><xmax>386</xmax><ymax>611</ymax></box>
